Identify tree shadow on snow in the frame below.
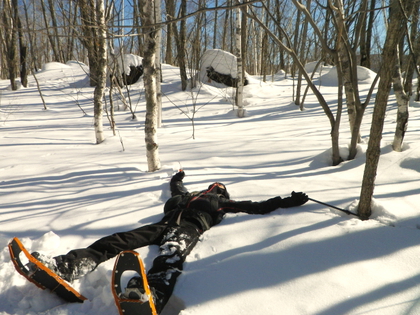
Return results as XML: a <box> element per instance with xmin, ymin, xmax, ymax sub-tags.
<box><xmin>180</xmin><ymin>215</ymin><xmax>420</xmax><ymax>313</ymax></box>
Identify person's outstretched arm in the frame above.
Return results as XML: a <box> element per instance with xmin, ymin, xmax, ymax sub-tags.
<box><xmin>220</xmin><ymin>191</ymin><xmax>308</xmax><ymax>215</ymax></box>
<box><xmin>170</xmin><ymin>170</ymin><xmax>189</xmax><ymax>196</ymax></box>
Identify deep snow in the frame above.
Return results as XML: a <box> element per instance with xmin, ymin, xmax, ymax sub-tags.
<box><xmin>1</xmin><ymin>60</ymin><xmax>420</xmax><ymax>315</ymax></box>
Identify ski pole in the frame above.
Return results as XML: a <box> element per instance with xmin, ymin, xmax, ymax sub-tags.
<box><xmin>308</xmin><ymin>197</ymin><xmax>360</xmax><ymax>217</ymax></box>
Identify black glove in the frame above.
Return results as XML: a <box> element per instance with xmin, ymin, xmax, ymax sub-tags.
<box><xmin>289</xmin><ymin>191</ymin><xmax>308</xmax><ymax>206</ymax></box>
<box><xmin>172</xmin><ymin>170</ymin><xmax>185</xmax><ymax>181</ymax></box>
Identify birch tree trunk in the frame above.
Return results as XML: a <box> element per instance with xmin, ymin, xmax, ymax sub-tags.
<box><xmin>358</xmin><ymin>0</ymin><xmax>415</xmax><ymax>219</ymax></box>
<box><xmin>154</xmin><ymin>0</ymin><xmax>162</xmax><ymax>127</ymax></box>
<box><xmin>235</xmin><ymin>4</ymin><xmax>244</xmax><ymax>118</ymax></box>
<box><xmin>93</xmin><ymin>0</ymin><xmax>107</xmax><ymax>144</ymax></box>
<box><xmin>142</xmin><ymin>0</ymin><xmax>161</xmax><ymax>172</ymax></box>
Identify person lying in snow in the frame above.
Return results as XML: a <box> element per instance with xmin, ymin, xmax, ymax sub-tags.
<box><xmin>32</xmin><ymin>171</ymin><xmax>308</xmax><ymax>313</ymax></box>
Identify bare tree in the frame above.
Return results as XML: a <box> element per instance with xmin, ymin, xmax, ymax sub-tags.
<box><xmin>39</xmin><ymin>0</ymin><xmax>63</xmax><ymax>62</ymax></box>
<box><xmin>164</xmin><ymin>0</ymin><xmax>176</xmax><ymax>65</ymax></box>
<box><xmin>78</xmin><ymin>0</ymin><xmax>108</xmax><ymax>144</ymax></box>
<box><xmin>78</xmin><ymin>0</ymin><xmax>106</xmax><ymax>88</ymax></box>
<box><xmin>13</xmin><ymin>0</ymin><xmax>28</xmax><ymax>87</ymax></box>
<box><xmin>2</xmin><ymin>0</ymin><xmax>18</xmax><ymax>90</ymax></box>
<box><xmin>392</xmin><ymin>0</ymin><xmax>420</xmax><ymax>151</ymax></box>
<box><xmin>154</xmin><ymin>0</ymin><xmax>163</xmax><ymax>127</ymax></box>
<box><xmin>22</xmin><ymin>0</ymin><xmax>47</xmax><ymax>108</ymax></box>
<box><xmin>246</xmin><ymin>3</ymin><xmax>344</xmax><ymax>165</ymax></box>
<box><xmin>391</xmin><ymin>44</ymin><xmax>409</xmax><ymax>152</ymax></box>
<box><xmin>92</xmin><ymin>0</ymin><xmax>107</xmax><ymax>144</ymax></box>
<box><xmin>358</xmin><ymin>0</ymin><xmax>417</xmax><ymax>219</ymax></box>
<box><xmin>295</xmin><ymin>0</ymin><xmax>311</xmax><ymax>108</ymax></box>
<box><xmin>235</xmin><ymin>2</ymin><xmax>245</xmax><ymax>117</ymax></box>
<box><xmin>174</xmin><ymin>0</ymin><xmax>188</xmax><ymax>91</ymax></box>
<box><xmin>360</xmin><ymin>0</ymin><xmax>377</xmax><ymax>69</ymax></box>
<box><xmin>330</xmin><ymin>0</ymin><xmax>370</xmax><ymax>160</ymax></box>
<box><xmin>141</xmin><ymin>0</ymin><xmax>161</xmax><ymax>172</ymax></box>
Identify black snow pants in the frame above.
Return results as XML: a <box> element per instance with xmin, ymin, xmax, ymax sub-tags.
<box><xmin>54</xmin><ymin>221</ymin><xmax>201</xmax><ymax>313</ymax></box>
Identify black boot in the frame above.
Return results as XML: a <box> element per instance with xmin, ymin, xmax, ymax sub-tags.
<box><xmin>122</xmin><ymin>276</ymin><xmax>146</xmax><ymax>299</ymax></box>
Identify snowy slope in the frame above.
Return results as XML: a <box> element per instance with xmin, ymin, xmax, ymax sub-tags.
<box><xmin>1</xmin><ymin>60</ymin><xmax>420</xmax><ymax>315</ymax></box>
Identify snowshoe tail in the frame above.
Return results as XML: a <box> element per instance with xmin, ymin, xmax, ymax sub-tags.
<box><xmin>8</xmin><ymin>237</ymin><xmax>87</xmax><ymax>303</ymax></box>
<box><xmin>112</xmin><ymin>250</ymin><xmax>158</xmax><ymax>315</ymax></box>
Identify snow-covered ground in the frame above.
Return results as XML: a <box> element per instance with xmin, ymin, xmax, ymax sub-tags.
<box><xmin>1</xmin><ymin>60</ymin><xmax>420</xmax><ymax>315</ymax></box>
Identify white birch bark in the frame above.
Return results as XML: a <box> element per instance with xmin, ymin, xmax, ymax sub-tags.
<box><xmin>142</xmin><ymin>0</ymin><xmax>161</xmax><ymax>172</ymax></box>
<box><xmin>93</xmin><ymin>0</ymin><xmax>107</xmax><ymax>144</ymax></box>
<box><xmin>235</xmin><ymin>5</ymin><xmax>244</xmax><ymax>118</ymax></box>
<box><xmin>154</xmin><ymin>0</ymin><xmax>162</xmax><ymax>127</ymax></box>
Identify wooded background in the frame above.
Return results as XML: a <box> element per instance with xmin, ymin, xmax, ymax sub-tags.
<box><xmin>1</xmin><ymin>0</ymin><xmax>420</xmax><ymax>218</ymax></box>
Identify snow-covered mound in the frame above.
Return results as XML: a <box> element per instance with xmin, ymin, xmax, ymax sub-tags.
<box><xmin>304</xmin><ymin>61</ymin><xmax>333</xmax><ymax>75</ymax></box>
<box><xmin>115</xmin><ymin>54</ymin><xmax>143</xmax><ymax>76</ymax></box>
<box><xmin>318</xmin><ymin>66</ymin><xmax>377</xmax><ymax>86</ymax></box>
<box><xmin>200</xmin><ymin>49</ymin><xmax>237</xmax><ymax>78</ymax></box>
<box><xmin>41</xmin><ymin>62</ymin><xmax>72</xmax><ymax>72</ymax></box>
<box><xmin>199</xmin><ymin>49</ymin><xmax>248</xmax><ymax>87</ymax></box>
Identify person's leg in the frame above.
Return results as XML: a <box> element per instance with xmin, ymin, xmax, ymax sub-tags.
<box><xmin>125</xmin><ymin>224</ymin><xmax>200</xmax><ymax>313</ymax></box>
<box><xmin>50</xmin><ymin>223</ymin><xmax>167</xmax><ymax>282</ymax></box>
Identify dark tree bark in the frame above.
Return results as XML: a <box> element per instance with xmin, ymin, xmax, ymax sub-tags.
<box><xmin>358</xmin><ymin>0</ymin><xmax>416</xmax><ymax>219</ymax></box>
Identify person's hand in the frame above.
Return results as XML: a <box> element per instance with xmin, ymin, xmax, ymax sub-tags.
<box><xmin>173</xmin><ymin>170</ymin><xmax>185</xmax><ymax>180</ymax></box>
<box><xmin>290</xmin><ymin>191</ymin><xmax>308</xmax><ymax>206</ymax></box>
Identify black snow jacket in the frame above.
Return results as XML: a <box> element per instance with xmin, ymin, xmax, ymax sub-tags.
<box><xmin>161</xmin><ymin>171</ymin><xmax>302</xmax><ymax>233</ymax></box>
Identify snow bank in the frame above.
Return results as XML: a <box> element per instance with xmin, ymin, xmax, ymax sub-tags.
<box><xmin>318</xmin><ymin>65</ymin><xmax>377</xmax><ymax>86</ymax></box>
<box><xmin>304</xmin><ymin>61</ymin><xmax>333</xmax><ymax>75</ymax></box>
<box><xmin>41</xmin><ymin>62</ymin><xmax>72</xmax><ymax>72</ymax></box>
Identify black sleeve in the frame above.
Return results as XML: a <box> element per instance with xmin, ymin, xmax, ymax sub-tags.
<box><xmin>170</xmin><ymin>171</ymin><xmax>189</xmax><ymax>196</ymax></box>
<box><xmin>219</xmin><ymin>196</ymin><xmax>291</xmax><ymax>215</ymax></box>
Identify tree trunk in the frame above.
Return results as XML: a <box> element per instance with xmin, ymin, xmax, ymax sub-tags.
<box><xmin>174</xmin><ymin>0</ymin><xmax>187</xmax><ymax>91</ymax></box>
<box><xmin>78</xmin><ymin>0</ymin><xmax>101</xmax><ymax>87</ymax></box>
<box><xmin>248</xmin><ymin>3</ymin><xmax>343</xmax><ymax>166</ymax></box>
<box><xmin>2</xmin><ymin>0</ymin><xmax>18</xmax><ymax>90</ymax></box>
<box><xmin>164</xmin><ymin>0</ymin><xmax>175</xmax><ymax>65</ymax></box>
<box><xmin>93</xmin><ymin>0</ymin><xmax>107</xmax><ymax>144</ymax></box>
<box><xmin>392</xmin><ymin>46</ymin><xmax>409</xmax><ymax>152</ymax></box>
<box><xmin>142</xmin><ymin>0</ymin><xmax>161</xmax><ymax>172</ymax></box>
<box><xmin>296</xmin><ymin>0</ymin><xmax>311</xmax><ymax>109</ymax></box>
<box><xmin>332</xmin><ymin>0</ymin><xmax>367</xmax><ymax>160</ymax></box>
<box><xmin>360</xmin><ymin>0</ymin><xmax>376</xmax><ymax>68</ymax></box>
<box><xmin>154</xmin><ymin>0</ymin><xmax>162</xmax><ymax>127</ymax></box>
<box><xmin>13</xmin><ymin>0</ymin><xmax>28</xmax><ymax>87</ymax></box>
<box><xmin>236</xmin><ymin>5</ymin><xmax>244</xmax><ymax>117</ymax></box>
<box><xmin>46</xmin><ymin>0</ymin><xmax>64</xmax><ymax>62</ymax></box>
<box><xmin>213</xmin><ymin>0</ymin><xmax>219</xmax><ymax>48</ymax></box>
<box><xmin>39</xmin><ymin>0</ymin><xmax>60</xmax><ymax>62</ymax></box>
<box><xmin>358</xmin><ymin>0</ymin><xmax>414</xmax><ymax>219</ymax></box>
<box><xmin>22</xmin><ymin>0</ymin><xmax>46</xmax><ymax>108</ymax></box>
